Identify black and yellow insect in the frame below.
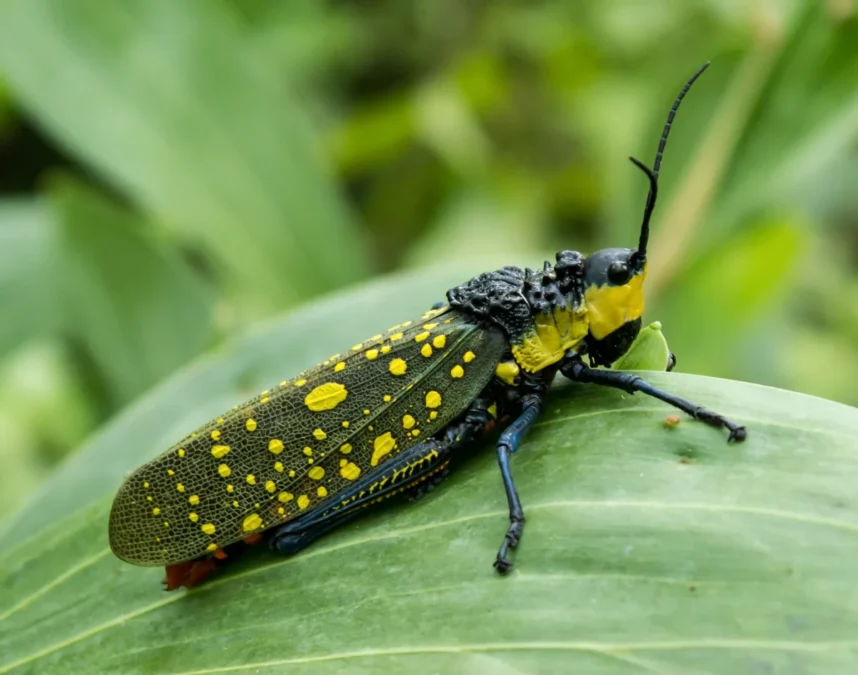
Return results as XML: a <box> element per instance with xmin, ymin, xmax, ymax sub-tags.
<box><xmin>109</xmin><ymin>62</ymin><xmax>746</xmax><ymax>588</ymax></box>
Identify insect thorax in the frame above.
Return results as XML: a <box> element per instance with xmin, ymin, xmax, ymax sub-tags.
<box><xmin>447</xmin><ymin>252</ymin><xmax>589</xmax><ymax>374</ymax></box>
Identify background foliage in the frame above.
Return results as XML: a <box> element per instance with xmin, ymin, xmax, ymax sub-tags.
<box><xmin>0</xmin><ymin>0</ymin><xmax>856</xmax><ymax>520</ymax></box>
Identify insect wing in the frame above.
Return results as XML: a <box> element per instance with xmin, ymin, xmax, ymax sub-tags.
<box><xmin>109</xmin><ymin>306</ymin><xmax>505</xmax><ymax>565</ymax></box>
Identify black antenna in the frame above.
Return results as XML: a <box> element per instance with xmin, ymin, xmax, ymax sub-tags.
<box><xmin>630</xmin><ymin>61</ymin><xmax>710</xmax><ymax>270</ymax></box>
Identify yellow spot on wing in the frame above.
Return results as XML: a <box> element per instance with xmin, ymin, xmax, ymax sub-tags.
<box><xmin>366</xmin><ymin>349</ymin><xmax>379</xmax><ymax>360</ymax></box>
<box><xmin>211</xmin><ymin>429</ymin><xmax>221</xmax><ymax>441</ymax></box>
<box><xmin>278</xmin><ymin>492</ymin><xmax>293</xmax><ymax>502</ymax></box>
<box><xmin>313</xmin><ymin>428</ymin><xmax>327</xmax><ymax>441</ymax></box>
<box><xmin>415</xmin><ymin>331</ymin><xmax>430</xmax><ymax>342</ymax></box>
<box><xmin>352</xmin><ymin>343</ymin><xmax>363</xmax><ymax>351</ymax></box>
<box><xmin>464</xmin><ymin>351</ymin><xmax>476</xmax><ymax>363</ymax></box>
<box><xmin>152</xmin><ymin>507</ymin><xmax>160</xmax><ymax>516</ymax></box>
<box><xmin>207</xmin><ymin>543</ymin><xmax>218</xmax><ymax>553</ymax></box>
<box><xmin>211</xmin><ymin>445</ymin><xmax>230</xmax><ymax>459</ymax></box>
<box><xmin>245</xmin><ymin>418</ymin><xmax>257</xmax><ymax>432</ymax></box>
<box><xmin>177</xmin><ymin>449</ymin><xmax>185</xmax><ymax>458</ymax></box>
<box><xmin>303</xmin><ymin>447</ymin><xmax>313</xmax><ymax>456</ymax></box>
<box><xmin>430</xmin><ymin>411</ymin><xmax>438</xmax><ymax>420</ymax></box>
<box><xmin>246</xmin><ymin>474</ymin><xmax>257</xmax><ymax>485</ymax></box>
<box><xmin>423</xmin><ymin>322</ymin><xmax>438</xmax><ymax>330</ymax></box>
<box><xmin>420</xmin><ymin>343</ymin><xmax>432</xmax><ymax>358</ymax></box>
<box><xmin>334</xmin><ymin>362</ymin><xmax>346</xmax><ymax>372</ymax></box>
<box><xmin>265</xmin><ymin>480</ymin><xmax>276</xmax><ymax>493</ymax></box>
<box><xmin>390</xmin><ymin>332</ymin><xmax>404</xmax><ymax>341</ymax></box>
<box><xmin>317</xmin><ymin>486</ymin><xmax>328</xmax><ymax>497</ymax></box>
<box><xmin>371</xmin><ymin>432</ymin><xmax>396</xmax><ymax>466</ymax></box>
<box><xmin>425</xmin><ymin>391</ymin><xmax>442</xmax><ymax>409</ymax></box>
<box><xmin>189</xmin><ymin>512</ymin><xmax>199</xmax><ymax>522</ymax></box>
<box><xmin>381</xmin><ymin>345</ymin><xmax>391</xmax><ymax>354</ymax></box>
<box><xmin>269</xmin><ymin>439</ymin><xmax>284</xmax><ymax>454</ymax></box>
<box><xmin>143</xmin><ymin>482</ymin><xmax>149</xmax><ymax>488</ymax></box>
<box><xmin>340</xmin><ymin>443</ymin><xmax>352</xmax><ymax>454</ymax></box>
<box><xmin>402</xmin><ymin>414</ymin><xmax>416</xmax><ymax>430</ymax></box>
<box><xmin>433</xmin><ymin>335</ymin><xmax>446</xmax><ymax>348</ymax></box>
<box><xmin>305</xmin><ymin>382</ymin><xmax>348</xmax><ymax>411</ymax></box>
<box><xmin>274</xmin><ymin>461</ymin><xmax>284</xmax><ymax>472</ymax></box>
<box><xmin>389</xmin><ymin>358</ymin><xmax>407</xmax><ymax>376</ymax></box>
<box><xmin>342</xmin><ymin>421</ymin><xmax>350</xmax><ymax>428</ymax></box>
<box><xmin>340</xmin><ymin>461</ymin><xmax>361</xmax><ymax>480</ymax></box>
<box><xmin>297</xmin><ymin>495</ymin><xmax>310</xmax><ymax>509</ymax></box>
<box><xmin>451</xmin><ymin>365</ymin><xmax>464</xmax><ymax>378</ymax></box>
<box><xmin>201</xmin><ymin>523</ymin><xmax>216</xmax><ymax>535</ymax></box>
<box><xmin>243</xmin><ymin>514</ymin><xmax>263</xmax><ymax>532</ymax></box>
<box><xmin>167</xmin><ymin>469</ymin><xmax>175</xmax><ymax>476</ymax></box>
<box><xmin>189</xmin><ymin>495</ymin><xmax>200</xmax><ymax>505</ymax></box>
<box><xmin>295</xmin><ymin>378</ymin><xmax>307</xmax><ymax>386</ymax></box>
<box><xmin>218</xmin><ymin>464</ymin><xmax>231</xmax><ymax>478</ymax></box>
<box><xmin>383</xmin><ymin>394</ymin><xmax>392</xmax><ymax>402</ymax></box>
<box><xmin>309</xmin><ymin>466</ymin><xmax>325</xmax><ymax>480</ymax></box>
<box><xmin>176</xmin><ymin>483</ymin><xmax>185</xmax><ymax>492</ymax></box>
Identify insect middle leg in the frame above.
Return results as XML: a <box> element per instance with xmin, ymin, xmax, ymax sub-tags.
<box><xmin>561</xmin><ymin>357</ymin><xmax>746</xmax><ymax>442</ymax></box>
<box><xmin>493</xmin><ymin>394</ymin><xmax>544</xmax><ymax>574</ymax></box>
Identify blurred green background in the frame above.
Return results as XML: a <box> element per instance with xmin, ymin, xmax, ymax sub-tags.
<box><xmin>0</xmin><ymin>0</ymin><xmax>856</xmax><ymax>518</ymax></box>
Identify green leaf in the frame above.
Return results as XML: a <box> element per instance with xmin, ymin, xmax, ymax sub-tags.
<box><xmin>0</xmin><ymin>199</ymin><xmax>59</xmax><ymax>357</ymax></box>
<box><xmin>611</xmin><ymin>320</ymin><xmax>671</xmax><ymax>371</ymax></box>
<box><xmin>2</xmin><ymin>265</ymin><xmax>857</xmax><ymax>674</ymax></box>
<box><xmin>0</xmin><ymin>0</ymin><xmax>367</xmax><ymax>314</ymax></box>
<box><xmin>52</xmin><ymin>178</ymin><xmax>214</xmax><ymax>407</ymax></box>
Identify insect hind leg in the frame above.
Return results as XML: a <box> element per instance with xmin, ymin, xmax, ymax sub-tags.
<box><xmin>268</xmin><ymin>439</ymin><xmax>452</xmax><ymax>556</ymax></box>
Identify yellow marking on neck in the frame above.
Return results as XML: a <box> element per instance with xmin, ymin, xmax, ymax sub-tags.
<box><xmin>495</xmin><ymin>361</ymin><xmax>520</xmax><ymax>386</ymax></box>
<box><xmin>585</xmin><ymin>266</ymin><xmax>647</xmax><ymax>340</ymax></box>
<box><xmin>511</xmin><ymin>305</ymin><xmax>589</xmax><ymax>372</ymax></box>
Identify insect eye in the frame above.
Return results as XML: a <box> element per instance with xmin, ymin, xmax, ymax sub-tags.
<box><xmin>607</xmin><ymin>261</ymin><xmax>631</xmax><ymax>285</ymax></box>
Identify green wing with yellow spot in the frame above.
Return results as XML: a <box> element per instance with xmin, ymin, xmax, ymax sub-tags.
<box><xmin>108</xmin><ymin>305</ymin><xmax>507</xmax><ymax>565</ymax></box>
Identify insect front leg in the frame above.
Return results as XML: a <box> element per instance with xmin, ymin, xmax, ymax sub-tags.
<box><xmin>560</xmin><ymin>358</ymin><xmax>746</xmax><ymax>442</ymax></box>
<box><xmin>494</xmin><ymin>393</ymin><xmax>544</xmax><ymax>574</ymax></box>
